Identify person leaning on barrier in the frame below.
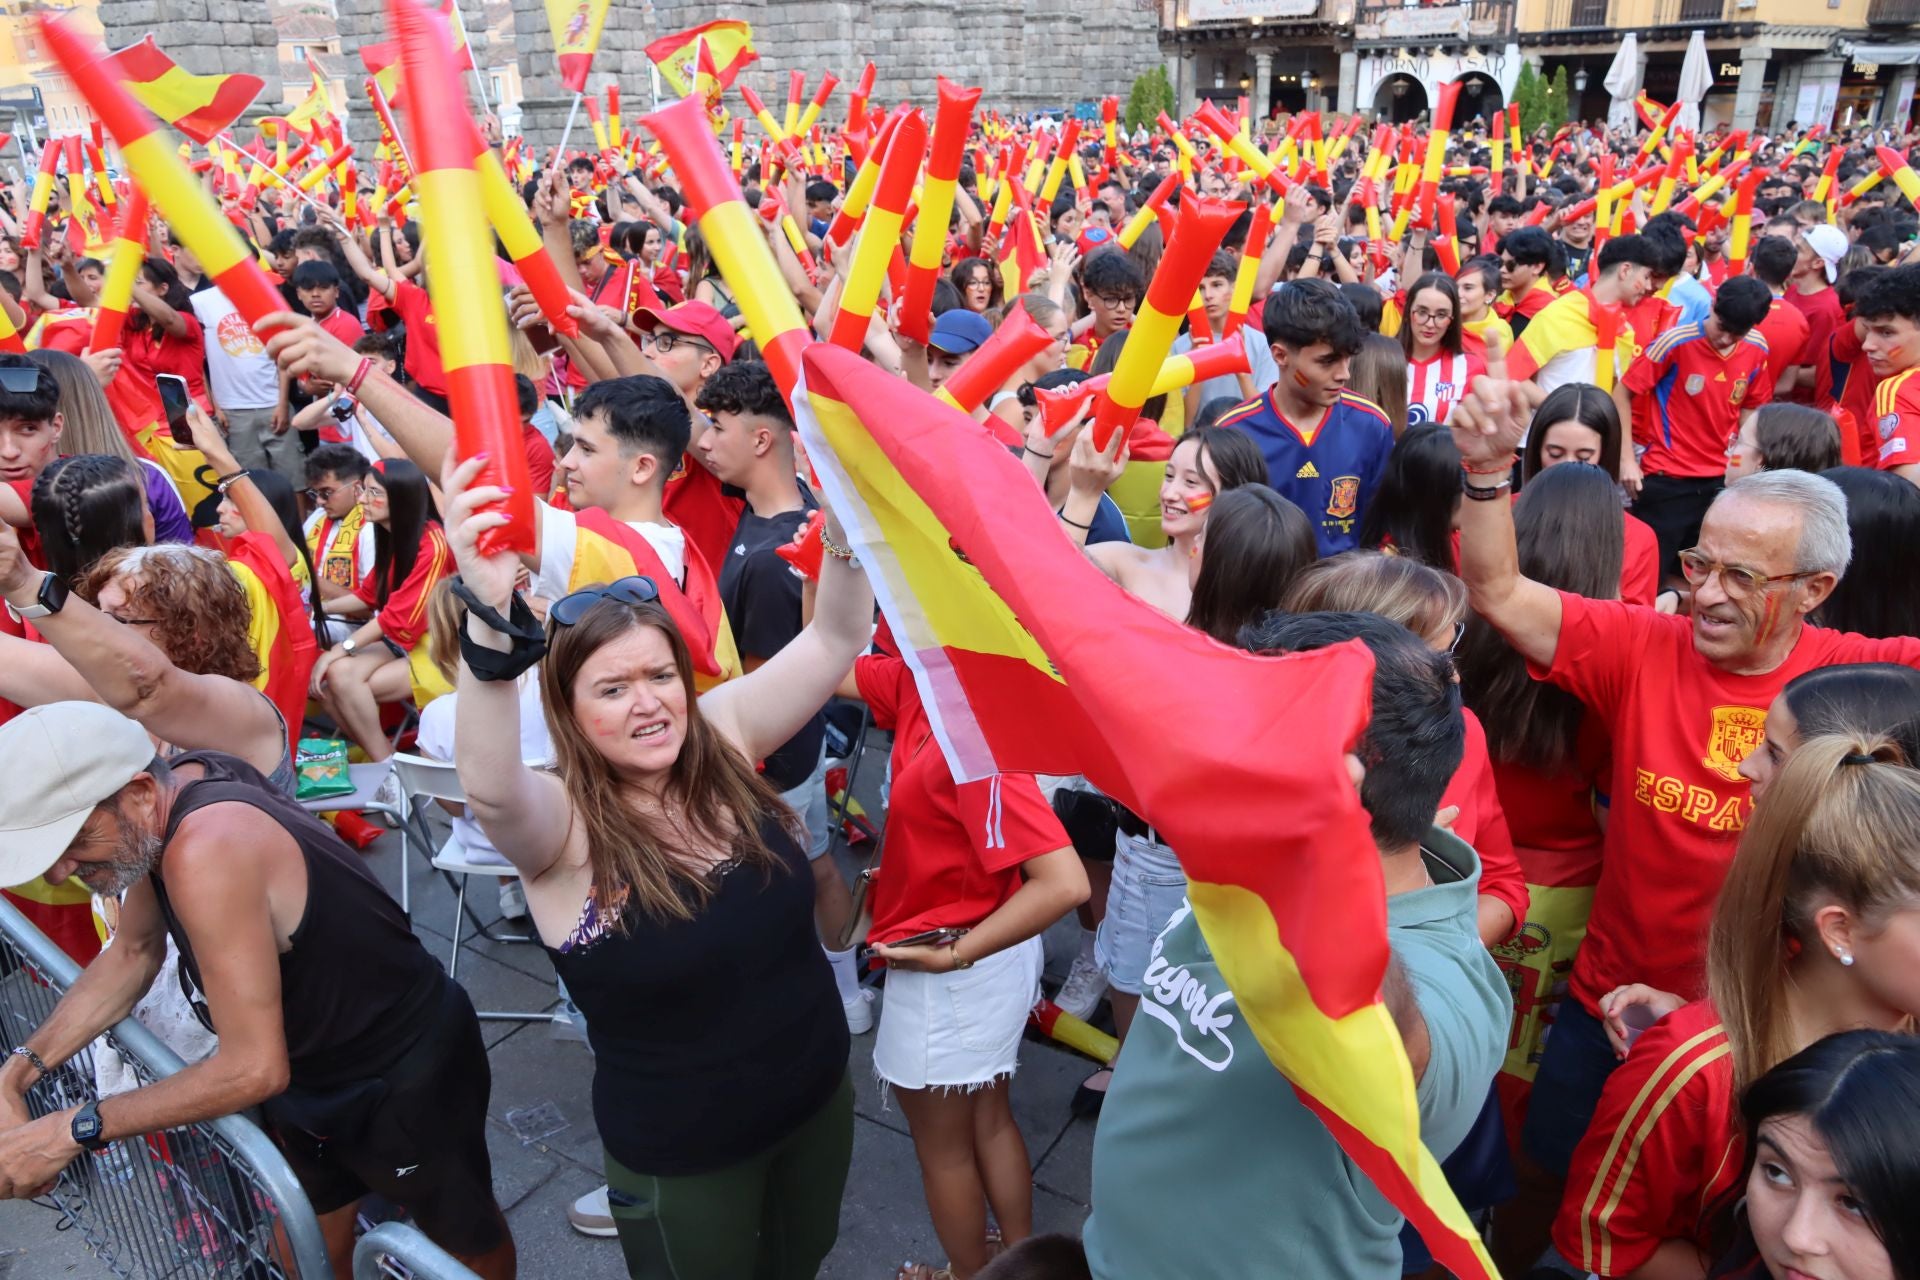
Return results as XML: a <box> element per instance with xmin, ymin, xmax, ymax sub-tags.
<box><xmin>0</xmin><ymin>702</ymin><xmax>518</xmax><ymax>1280</ymax></box>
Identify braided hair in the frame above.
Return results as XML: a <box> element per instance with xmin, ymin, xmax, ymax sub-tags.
<box><xmin>32</xmin><ymin>454</ymin><xmax>150</xmax><ymax>581</ymax></box>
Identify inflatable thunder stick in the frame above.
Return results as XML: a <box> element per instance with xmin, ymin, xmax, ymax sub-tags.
<box><xmin>827</xmin><ymin>109</ymin><xmax>926</xmax><ymax>353</ymax></box>
<box><xmin>88</xmin><ymin>186</ymin><xmax>152</xmax><ymax>354</ymax></box>
<box><xmin>899</xmin><ymin>78</ymin><xmax>982</xmax><ymax>345</ymax></box>
<box><xmin>387</xmin><ymin>0</ymin><xmax>535</xmax><ymax>555</ymax></box>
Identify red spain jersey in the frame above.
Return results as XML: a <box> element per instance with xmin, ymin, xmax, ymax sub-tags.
<box><xmin>1752</xmin><ymin>296</ymin><xmax>1807</xmax><ymax>404</ymax></box>
<box><xmin>1623</xmin><ymin>323</ymin><xmax>1772</xmax><ymax>479</ymax></box>
<box><xmin>354</xmin><ymin>523</ymin><xmax>453</xmax><ymax>651</ymax></box>
<box><xmin>1532</xmin><ymin>594</ymin><xmax>1920</xmax><ymax>1016</ymax></box>
<box><xmin>1555</xmin><ymin>1001</ymin><xmax>1738</xmax><ymax>1277</ymax></box>
<box><xmin>388</xmin><ymin>280</ymin><xmax>448</xmax><ymax>397</ymax></box>
<box><xmin>1872</xmin><ymin>365</ymin><xmax>1920</xmax><ymax>471</ymax></box>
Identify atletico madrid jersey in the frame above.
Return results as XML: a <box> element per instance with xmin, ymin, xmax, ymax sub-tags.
<box><xmin>1874</xmin><ymin>366</ymin><xmax>1920</xmax><ymax>470</ymax></box>
<box><xmin>1622</xmin><ymin>323</ymin><xmax>1772</xmax><ymax>479</ymax></box>
<box><xmin>1215</xmin><ymin>387</ymin><xmax>1394</xmax><ymax>555</ymax></box>
<box><xmin>1406</xmin><ymin>350</ymin><xmax>1485</xmax><ymax>428</ymax></box>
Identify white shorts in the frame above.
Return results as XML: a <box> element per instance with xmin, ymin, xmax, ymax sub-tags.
<box><xmin>873</xmin><ymin>934</ymin><xmax>1043</xmax><ymax>1093</ymax></box>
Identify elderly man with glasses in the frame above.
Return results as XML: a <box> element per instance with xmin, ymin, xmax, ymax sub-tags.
<box><xmin>1446</xmin><ymin>354</ymin><xmax>1920</xmax><ymax>1255</ymax></box>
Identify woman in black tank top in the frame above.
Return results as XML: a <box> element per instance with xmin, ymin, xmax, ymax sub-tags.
<box><xmin>440</xmin><ymin>454</ymin><xmax>876</xmax><ymax>1280</ymax></box>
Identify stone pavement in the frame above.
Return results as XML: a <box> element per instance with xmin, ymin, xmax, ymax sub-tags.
<box><xmin>0</xmin><ymin>752</ymin><xmax>1101</xmax><ymax>1278</ymax></box>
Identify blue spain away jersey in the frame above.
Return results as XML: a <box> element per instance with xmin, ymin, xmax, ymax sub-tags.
<box><xmin>1215</xmin><ymin>387</ymin><xmax>1397</xmax><ymax>555</ymax></box>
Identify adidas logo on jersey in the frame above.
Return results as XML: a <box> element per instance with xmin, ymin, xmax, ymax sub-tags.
<box><xmin>1296</xmin><ymin>461</ymin><xmax>1320</xmax><ymax>479</ymax></box>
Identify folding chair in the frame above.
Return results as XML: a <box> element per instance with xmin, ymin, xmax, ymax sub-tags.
<box><xmin>388</xmin><ymin>753</ymin><xmax>556</xmax><ymax>1024</ymax></box>
<box><xmin>297</xmin><ymin>759</ymin><xmax>415</xmax><ymax>912</ymax></box>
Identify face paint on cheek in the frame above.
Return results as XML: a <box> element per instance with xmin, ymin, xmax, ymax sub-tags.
<box><xmin>1184</xmin><ymin>492</ymin><xmax>1213</xmax><ymax>514</ymax></box>
<box><xmin>1293</xmin><ymin>369</ymin><xmax>1312</xmax><ymax>389</ymax></box>
<box><xmin>1754</xmin><ymin>591</ymin><xmax>1786</xmax><ymax>645</ymax></box>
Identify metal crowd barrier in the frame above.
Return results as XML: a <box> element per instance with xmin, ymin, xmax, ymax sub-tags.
<box><xmin>353</xmin><ymin>1221</ymin><xmax>480</xmax><ymax>1280</ymax></box>
<box><xmin>0</xmin><ymin>893</ymin><xmax>333</xmax><ymax>1278</ymax></box>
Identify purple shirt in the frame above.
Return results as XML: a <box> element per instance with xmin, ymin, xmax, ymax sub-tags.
<box><xmin>140</xmin><ymin>460</ymin><xmax>195</xmax><ymax>544</ymax></box>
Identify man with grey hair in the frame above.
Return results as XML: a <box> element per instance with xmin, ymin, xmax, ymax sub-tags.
<box><xmin>0</xmin><ymin>703</ymin><xmax>518</xmax><ymax>1278</ymax></box>
<box><xmin>1446</xmin><ymin>370</ymin><xmax>1920</xmax><ymax>1262</ymax></box>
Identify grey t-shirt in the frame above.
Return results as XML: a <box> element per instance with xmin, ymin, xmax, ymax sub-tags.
<box><xmin>1083</xmin><ymin>827</ymin><xmax>1510</xmax><ymax>1280</ymax></box>
<box><xmin>1172</xmin><ymin>329</ymin><xmax>1281</xmax><ymax>413</ymax></box>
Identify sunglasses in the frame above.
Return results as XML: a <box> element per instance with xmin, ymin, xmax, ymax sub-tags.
<box><xmin>0</xmin><ymin>366</ymin><xmax>45</xmax><ymax>394</ymax></box>
<box><xmin>550</xmin><ymin>575</ymin><xmax>660</xmax><ymax>627</ymax></box>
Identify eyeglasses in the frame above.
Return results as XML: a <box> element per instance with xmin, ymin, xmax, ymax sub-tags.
<box><xmin>550</xmin><ymin>575</ymin><xmax>660</xmax><ymax>627</ymax></box>
<box><xmin>1677</xmin><ymin>549</ymin><xmax>1822</xmax><ymax>600</ymax></box>
<box><xmin>105</xmin><ymin>611</ymin><xmax>161</xmax><ymax>627</ymax></box>
<box><xmin>1411</xmin><ymin>308</ymin><xmax>1454</xmax><ymax>325</ymax></box>
<box><xmin>305</xmin><ymin>484</ymin><xmax>358</xmax><ymax>502</ymax></box>
<box><xmin>642</xmin><ymin>331</ymin><xmax>713</xmax><ymax>357</ymax></box>
<box><xmin>1448</xmin><ymin>620</ymin><xmax>1466</xmax><ymax>654</ymax></box>
<box><xmin>1089</xmin><ymin>293</ymin><xmax>1135</xmax><ymax>310</ymax></box>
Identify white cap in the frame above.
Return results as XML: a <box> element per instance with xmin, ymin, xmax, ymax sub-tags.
<box><xmin>0</xmin><ymin>703</ymin><xmax>155</xmax><ymax>889</ymax></box>
<box><xmin>1802</xmin><ymin>224</ymin><xmax>1848</xmax><ymax>284</ymax></box>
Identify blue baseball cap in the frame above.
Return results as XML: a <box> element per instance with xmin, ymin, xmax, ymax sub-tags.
<box><xmin>928</xmin><ymin>309</ymin><xmax>994</xmax><ymax>355</ymax></box>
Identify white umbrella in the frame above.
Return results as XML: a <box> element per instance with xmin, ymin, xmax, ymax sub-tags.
<box><xmin>1674</xmin><ymin>30</ymin><xmax>1713</xmax><ymax>131</ymax></box>
<box><xmin>1604</xmin><ymin>32</ymin><xmax>1642</xmax><ymax>133</ymax></box>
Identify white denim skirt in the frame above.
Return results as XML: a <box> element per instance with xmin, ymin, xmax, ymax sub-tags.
<box><xmin>873</xmin><ymin>934</ymin><xmax>1043</xmax><ymax>1093</ymax></box>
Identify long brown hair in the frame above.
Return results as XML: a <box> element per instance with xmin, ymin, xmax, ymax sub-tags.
<box><xmin>539</xmin><ymin>598</ymin><xmax>794</xmax><ymax>926</ymax></box>
<box><xmin>1708</xmin><ymin>733</ymin><xmax>1920</xmax><ymax>1090</ymax></box>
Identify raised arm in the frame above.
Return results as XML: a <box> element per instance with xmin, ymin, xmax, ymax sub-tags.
<box><xmin>700</xmin><ymin>510</ymin><xmax>873</xmax><ymax>766</ymax></box>
<box><xmin>441</xmin><ymin>456</ymin><xmax>572</xmax><ymax>880</ymax></box>
<box><xmin>1446</xmin><ymin>351</ymin><xmax>1564</xmax><ymax>669</ymax></box>
<box><xmin>259</xmin><ymin>311</ymin><xmax>454</xmax><ymax>474</ymax></box>
<box><xmin>0</xmin><ymin>526</ymin><xmax>288</xmax><ymax>776</ymax></box>
<box><xmin>327</xmin><ymin>210</ymin><xmax>394</xmax><ymax>300</ymax></box>
<box><xmin>187</xmin><ymin>408</ymin><xmax>299</xmax><ymax>570</ymax></box>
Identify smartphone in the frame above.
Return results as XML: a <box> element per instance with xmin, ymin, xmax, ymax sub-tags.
<box><xmin>887</xmin><ymin>926</ymin><xmax>969</xmax><ymax>950</ymax></box>
<box><xmin>155</xmin><ymin>374</ymin><xmax>193</xmax><ymax>446</ymax></box>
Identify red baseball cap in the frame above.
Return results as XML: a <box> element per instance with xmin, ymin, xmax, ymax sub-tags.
<box><xmin>632</xmin><ymin>300</ymin><xmax>739</xmax><ymax>362</ymax></box>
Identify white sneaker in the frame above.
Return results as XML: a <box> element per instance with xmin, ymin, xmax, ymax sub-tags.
<box><xmin>497</xmin><ymin>879</ymin><xmax>528</xmax><ymax>920</ymax></box>
<box><xmin>1054</xmin><ymin>953</ymin><xmax>1107</xmax><ymax>1021</ymax></box>
<box><xmin>567</xmin><ymin>1184</ymin><xmax>617</xmax><ymax>1238</ymax></box>
<box><xmin>843</xmin><ymin>987</ymin><xmax>876</xmax><ymax>1035</ymax></box>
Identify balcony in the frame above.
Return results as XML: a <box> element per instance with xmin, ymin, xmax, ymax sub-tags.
<box><xmin>1870</xmin><ymin>0</ymin><xmax>1920</xmax><ymax>23</ymax></box>
<box><xmin>1354</xmin><ymin>0</ymin><xmax>1517</xmax><ymax>41</ymax></box>
<box><xmin>1165</xmin><ymin>0</ymin><xmax>1343</xmax><ymax>34</ymax></box>
<box><xmin>1654</xmin><ymin>0</ymin><xmax>1730</xmax><ymax>23</ymax></box>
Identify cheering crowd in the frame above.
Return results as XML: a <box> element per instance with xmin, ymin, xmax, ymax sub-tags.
<box><xmin>3</xmin><ymin>11</ymin><xmax>1920</xmax><ymax>1280</ymax></box>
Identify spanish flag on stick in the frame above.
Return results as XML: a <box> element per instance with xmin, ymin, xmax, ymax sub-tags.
<box><xmin>646</xmin><ymin>19</ymin><xmax>757</xmax><ymax>98</ymax></box>
<box><xmin>545</xmin><ymin>0</ymin><xmax>613</xmax><ymax>94</ymax></box>
<box><xmin>794</xmin><ymin>343</ymin><xmax>1502</xmax><ymax>1280</ymax></box>
<box><xmin>104</xmin><ymin>35</ymin><xmax>264</xmax><ymax>146</ymax></box>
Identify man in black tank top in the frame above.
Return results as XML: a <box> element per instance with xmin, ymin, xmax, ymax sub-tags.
<box><xmin>0</xmin><ymin>703</ymin><xmax>519</xmax><ymax>1279</ymax></box>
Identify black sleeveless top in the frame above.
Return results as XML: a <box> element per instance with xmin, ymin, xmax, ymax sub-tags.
<box><xmin>546</xmin><ymin>817</ymin><xmax>848</xmax><ymax>1176</ymax></box>
<box><xmin>151</xmin><ymin>752</ymin><xmax>445</xmax><ymax>1090</ymax></box>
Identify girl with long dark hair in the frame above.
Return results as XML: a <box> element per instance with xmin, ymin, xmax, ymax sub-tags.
<box><xmin>124</xmin><ymin>256</ymin><xmax>209</xmax><ymax>408</ymax></box>
<box><xmin>1358</xmin><ymin>424</ymin><xmax>1462</xmax><ymax>571</ymax></box>
<box><xmin>1520</xmin><ymin>383</ymin><xmax>1660</xmax><ymax>604</ymax></box>
<box><xmin>311</xmin><ymin>457</ymin><xmax>451</xmax><ymax>761</ymax></box>
<box><xmin>1399</xmin><ymin>272</ymin><xmax>1484</xmax><ymax>427</ymax></box>
<box><xmin>29</xmin><ymin>454</ymin><xmax>152</xmax><ymax>582</ymax></box>
<box><xmin>1184</xmin><ymin>485</ymin><xmax>1318</xmax><ymax>646</ymax></box>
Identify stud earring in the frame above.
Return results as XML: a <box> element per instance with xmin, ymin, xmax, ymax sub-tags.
<box><xmin>1836</xmin><ymin>948</ymin><xmax>1855</xmax><ymax>967</ymax></box>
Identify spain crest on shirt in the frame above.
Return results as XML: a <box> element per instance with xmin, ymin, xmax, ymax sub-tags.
<box><xmin>1702</xmin><ymin>704</ymin><xmax>1768</xmax><ymax>782</ymax></box>
<box><xmin>1328</xmin><ymin>475</ymin><xmax>1360</xmax><ymax>519</ymax></box>
<box><xmin>1730</xmin><ymin>376</ymin><xmax>1749</xmax><ymax>406</ymax></box>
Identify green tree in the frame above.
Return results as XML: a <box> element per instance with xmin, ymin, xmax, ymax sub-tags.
<box><xmin>1546</xmin><ymin>65</ymin><xmax>1572</xmax><ymax>130</ymax></box>
<box><xmin>1125</xmin><ymin>66</ymin><xmax>1174</xmax><ymax>133</ymax></box>
<box><xmin>1512</xmin><ymin>61</ymin><xmax>1546</xmax><ymax>137</ymax></box>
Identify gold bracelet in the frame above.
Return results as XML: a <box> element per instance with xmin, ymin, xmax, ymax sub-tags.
<box><xmin>819</xmin><ymin>533</ymin><xmax>855</xmax><ymax>561</ymax></box>
<box><xmin>949</xmin><ymin>940</ymin><xmax>974</xmax><ymax>971</ymax></box>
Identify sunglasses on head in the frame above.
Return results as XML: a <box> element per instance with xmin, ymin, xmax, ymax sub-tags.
<box><xmin>550</xmin><ymin>576</ymin><xmax>660</xmax><ymax>627</ymax></box>
<box><xmin>0</xmin><ymin>367</ymin><xmax>44</xmax><ymax>394</ymax></box>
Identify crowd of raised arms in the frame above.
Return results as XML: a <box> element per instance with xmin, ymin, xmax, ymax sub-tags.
<box><xmin>4</xmin><ymin>9</ymin><xmax>1920</xmax><ymax>1280</ymax></box>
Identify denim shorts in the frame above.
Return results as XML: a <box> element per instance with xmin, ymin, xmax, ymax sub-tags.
<box><xmin>777</xmin><ymin>750</ymin><xmax>831</xmax><ymax>862</ymax></box>
<box><xmin>1094</xmin><ymin>831</ymin><xmax>1190</xmax><ymax>995</ymax></box>
<box><xmin>874</xmin><ymin>935</ymin><xmax>1043</xmax><ymax>1092</ymax></box>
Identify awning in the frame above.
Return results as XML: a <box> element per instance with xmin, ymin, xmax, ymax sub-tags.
<box><xmin>1847</xmin><ymin>43</ymin><xmax>1920</xmax><ymax>66</ymax></box>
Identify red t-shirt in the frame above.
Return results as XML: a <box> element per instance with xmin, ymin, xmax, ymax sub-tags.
<box><xmin>522</xmin><ymin>422</ymin><xmax>556</xmax><ymax>497</ymax></box>
<box><xmin>1555</xmin><ymin>1000</ymin><xmax>1738</xmax><ymax>1277</ymax></box>
<box><xmin>1752</xmin><ymin>296</ymin><xmax>1808</xmax><ymax>402</ymax></box>
<box><xmin>313</xmin><ymin>305</ymin><xmax>366</xmax><ymax>348</ymax></box>
<box><xmin>1624</xmin><ymin>325</ymin><xmax>1773</xmax><ymax>479</ymax></box>
<box><xmin>1784</xmin><ymin>285</ymin><xmax>1845</xmax><ymax>404</ymax></box>
<box><xmin>1535</xmin><ymin>594</ymin><xmax>1920</xmax><ymax>1014</ymax></box>
<box><xmin>1488</xmin><ymin>713</ymin><xmax>1610</xmax><ymax>889</ymax></box>
<box><xmin>353</xmin><ymin>523</ymin><xmax>453</xmax><ymax>650</ymax></box>
<box><xmin>663</xmin><ymin>453</ymin><xmax>745</xmax><ymax>583</ymax></box>
<box><xmin>1624</xmin><ymin>293</ymin><xmax>1678</xmax><ymax>445</ymax></box>
<box><xmin>1622</xmin><ymin>513</ymin><xmax>1659</xmax><ymax>605</ymax></box>
<box><xmin>388</xmin><ymin>280</ymin><xmax>448</xmax><ymax>397</ymax></box>
<box><xmin>125</xmin><ymin>315</ymin><xmax>209</xmax><ymax>408</ymax></box>
<box><xmin>1825</xmin><ymin>320</ymin><xmax>1878</xmax><ymax>467</ymax></box>
<box><xmin>1872</xmin><ymin>365</ymin><xmax>1920</xmax><ymax>471</ymax></box>
<box><xmin>1439</xmin><ymin>708</ymin><xmax>1526</xmax><ymax>939</ymax></box>
<box><xmin>223</xmin><ymin>530</ymin><xmax>316</xmax><ymax>741</ymax></box>
<box><xmin>854</xmin><ymin>652</ymin><xmax>1067</xmax><ymax>946</ymax></box>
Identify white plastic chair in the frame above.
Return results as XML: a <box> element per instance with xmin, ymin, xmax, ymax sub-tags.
<box><xmin>388</xmin><ymin>752</ymin><xmax>556</xmax><ymax>1024</ymax></box>
<box><xmin>298</xmin><ymin>758</ymin><xmax>414</xmax><ymax>913</ymax></box>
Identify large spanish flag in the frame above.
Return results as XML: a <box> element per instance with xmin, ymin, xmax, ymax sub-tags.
<box><xmin>794</xmin><ymin>343</ymin><xmax>1500</xmax><ymax>1280</ymax></box>
<box><xmin>558</xmin><ymin>505</ymin><xmax>741</xmax><ymax>688</ymax></box>
<box><xmin>646</xmin><ymin>20</ymin><xmax>757</xmax><ymax>99</ymax></box>
<box><xmin>104</xmin><ymin>35</ymin><xmax>264</xmax><ymax>146</ymax></box>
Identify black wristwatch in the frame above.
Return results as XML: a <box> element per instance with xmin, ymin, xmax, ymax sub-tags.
<box><xmin>70</xmin><ymin>1098</ymin><xmax>110</xmax><ymax>1152</ymax></box>
<box><xmin>6</xmin><ymin>571</ymin><xmax>69</xmax><ymax>622</ymax></box>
